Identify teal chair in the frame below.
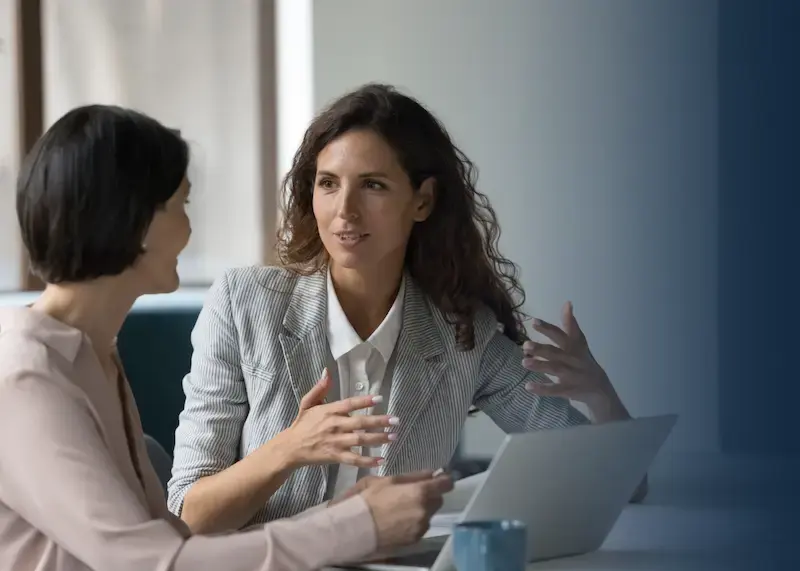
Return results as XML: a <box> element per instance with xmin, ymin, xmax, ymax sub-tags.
<box><xmin>117</xmin><ymin>308</ymin><xmax>200</xmax><ymax>455</ymax></box>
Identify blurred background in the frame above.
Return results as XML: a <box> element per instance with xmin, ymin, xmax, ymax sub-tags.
<box><xmin>0</xmin><ymin>0</ymin><xmax>796</xmax><ymax>502</ymax></box>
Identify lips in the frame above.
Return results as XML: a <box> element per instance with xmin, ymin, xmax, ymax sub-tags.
<box><xmin>335</xmin><ymin>232</ymin><xmax>368</xmax><ymax>238</ymax></box>
<box><xmin>334</xmin><ymin>232</ymin><xmax>369</xmax><ymax>245</ymax></box>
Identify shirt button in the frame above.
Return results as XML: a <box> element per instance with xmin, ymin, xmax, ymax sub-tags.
<box><xmin>355</xmin><ymin>381</ymin><xmax>365</xmax><ymax>392</ymax></box>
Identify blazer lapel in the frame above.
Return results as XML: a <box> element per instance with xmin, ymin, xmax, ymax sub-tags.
<box><xmin>277</xmin><ymin>271</ymin><xmax>329</xmax><ymax>497</ymax></box>
<box><xmin>278</xmin><ymin>271</ymin><xmax>329</xmax><ymax>408</ymax></box>
<box><xmin>382</xmin><ymin>278</ymin><xmax>448</xmax><ymax>474</ymax></box>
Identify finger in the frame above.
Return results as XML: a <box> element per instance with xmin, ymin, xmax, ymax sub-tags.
<box><xmin>530</xmin><ymin>318</ymin><xmax>569</xmax><ymax>348</ymax></box>
<box><xmin>299</xmin><ymin>368</ymin><xmax>331</xmax><ymax>410</ymax></box>
<box><xmin>327</xmin><ymin>394</ymin><xmax>384</xmax><ymax>415</ymax></box>
<box><xmin>337</xmin><ymin>414</ymin><xmax>400</xmax><ymax>432</ymax></box>
<box><xmin>562</xmin><ymin>301</ymin><xmax>585</xmax><ymax>341</ymax></box>
<box><xmin>427</xmin><ymin>496</ymin><xmax>445</xmax><ymax>515</ymax></box>
<box><xmin>337</xmin><ymin>451</ymin><xmax>384</xmax><ymax>468</ymax></box>
<box><xmin>419</xmin><ymin>473</ymin><xmax>455</xmax><ymax>496</ymax></box>
<box><xmin>525</xmin><ymin>380</ymin><xmax>577</xmax><ymax>398</ymax></box>
<box><xmin>521</xmin><ymin>341</ymin><xmax>582</xmax><ymax>367</ymax></box>
<box><xmin>335</xmin><ymin>431</ymin><xmax>397</xmax><ymax>448</ymax></box>
<box><xmin>522</xmin><ymin>357</ymin><xmax>574</xmax><ymax>376</ymax></box>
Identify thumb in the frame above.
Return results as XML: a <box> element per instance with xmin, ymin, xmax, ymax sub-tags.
<box><xmin>299</xmin><ymin>368</ymin><xmax>331</xmax><ymax>410</ymax></box>
<box><xmin>387</xmin><ymin>470</ymin><xmax>437</xmax><ymax>486</ymax></box>
<box><xmin>419</xmin><ymin>473</ymin><xmax>455</xmax><ymax>496</ymax></box>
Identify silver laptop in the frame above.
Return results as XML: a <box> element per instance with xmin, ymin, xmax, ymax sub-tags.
<box><xmin>335</xmin><ymin>414</ymin><xmax>677</xmax><ymax>571</ymax></box>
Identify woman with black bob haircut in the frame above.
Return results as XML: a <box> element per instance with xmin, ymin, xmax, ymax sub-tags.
<box><xmin>0</xmin><ymin>104</ymin><xmax>452</xmax><ymax>571</ymax></box>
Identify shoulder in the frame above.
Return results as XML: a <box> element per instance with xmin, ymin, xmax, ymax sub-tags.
<box><xmin>0</xmin><ymin>327</ymin><xmax>51</xmax><ymax>379</ymax></box>
<box><xmin>0</xmin><ymin>324</ymin><xmax>81</xmax><ymax>403</ymax></box>
<box><xmin>471</xmin><ymin>306</ymin><xmax>509</xmax><ymax>350</ymax></box>
<box><xmin>210</xmin><ymin>265</ymin><xmax>307</xmax><ymax>311</ymax></box>
<box><xmin>202</xmin><ymin>265</ymin><xmax>326</xmax><ymax>339</ymax></box>
<box><xmin>219</xmin><ymin>264</ymin><xmax>299</xmax><ymax>297</ymax></box>
<box><xmin>424</xmin><ymin>299</ymin><xmax>511</xmax><ymax>357</ymax></box>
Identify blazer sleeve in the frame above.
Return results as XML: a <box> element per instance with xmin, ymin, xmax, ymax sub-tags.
<box><xmin>473</xmin><ymin>329</ymin><xmax>590</xmax><ymax>431</ymax></box>
<box><xmin>167</xmin><ymin>270</ymin><xmax>250</xmax><ymax>515</ymax></box>
<box><xmin>0</xmin><ymin>373</ymin><xmax>377</xmax><ymax>571</ymax></box>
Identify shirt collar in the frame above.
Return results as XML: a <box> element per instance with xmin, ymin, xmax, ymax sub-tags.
<box><xmin>326</xmin><ymin>269</ymin><xmax>406</xmax><ymax>362</ymax></box>
<box><xmin>0</xmin><ymin>306</ymin><xmax>85</xmax><ymax>362</ymax></box>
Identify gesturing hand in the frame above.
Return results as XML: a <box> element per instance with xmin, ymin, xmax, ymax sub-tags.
<box><xmin>358</xmin><ymin>471</ymin><xmax>454</xmax><ymax>549</ymax></box>
<box><xmin>281</xmin><ymin>369</ymin><xmax>400</xmax><ymax>469</ymax></box>
<box><xmin>521</xmin><ymin>301</ymin><xmax>618</xmax><ymax>408</ymax></box>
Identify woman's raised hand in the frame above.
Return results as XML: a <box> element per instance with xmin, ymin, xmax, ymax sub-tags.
<box><xmin>278</xmin><ymin>369</ymin><xmax>400</xmax><ymax>469</ymax></box>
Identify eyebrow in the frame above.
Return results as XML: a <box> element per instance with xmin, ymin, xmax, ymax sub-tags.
<box><xmin>316</xmin><ymin>170</ymin><xmax>390</xmax><ymax>179</ymax></box>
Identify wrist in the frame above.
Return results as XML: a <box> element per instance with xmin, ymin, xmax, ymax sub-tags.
<box><xmin>586</xmin><ymin>384</ymin><xmax>629</xmax><ymax>423</ymax></box>
<box><xmin>258</xmin><ymin>429</ymin><xmax>299</xmax><ymax>472</ymax></box>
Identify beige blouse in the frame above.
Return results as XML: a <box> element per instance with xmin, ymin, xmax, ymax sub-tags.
<box><xmin>0</xmin><ymin>306</ymin><xmax>377</xmax><ymax>571</ymax></box>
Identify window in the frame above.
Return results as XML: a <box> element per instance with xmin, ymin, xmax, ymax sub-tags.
<box><xmin>0</xmin><ymin>0</ymin><xmax>22</xmax><ymax>291</ymax></box>
<box><xmin>24</xmin><ymin>0</ymin><xmax>279</xmax><ymax>287</ymax></box>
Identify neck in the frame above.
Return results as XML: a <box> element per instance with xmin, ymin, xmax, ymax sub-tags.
<box><xmin>330</xmin><ymin>261</ymin><xmax>404</xmax><ymax>339</ymax></box>
<box><xmin>32</xmin><ymin>277</ymin><xmax>139</xmax><ymax>352</ymax></box>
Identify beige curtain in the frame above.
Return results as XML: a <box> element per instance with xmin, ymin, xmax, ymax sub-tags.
<box><xmin>41</xmin><ymin>0</ymin><xmax>277</xmax><ymax>285</ymax></box>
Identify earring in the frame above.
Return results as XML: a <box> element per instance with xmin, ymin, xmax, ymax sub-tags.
<box><xmin>141</xmin><ymin>243</ymin><xmax>148</xmax><ymax>252</ymax></box>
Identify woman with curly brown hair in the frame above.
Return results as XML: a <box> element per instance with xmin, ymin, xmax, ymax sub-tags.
<box><xmin>168</xmin><ymin>83</ymin><xmax>644</xmax><ymax>534</ymax></box>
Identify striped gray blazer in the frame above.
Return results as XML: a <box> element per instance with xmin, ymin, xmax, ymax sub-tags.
<box><xmin>167</xmin><ymin>266</ymin><xmax>588</xmax><ymax>525</ymax></box>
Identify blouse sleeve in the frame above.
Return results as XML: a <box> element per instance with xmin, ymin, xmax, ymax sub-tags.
<box><xmin>0</xmin><ymin>371</ymin><xmax>377</xmax><ymax>571</ymax></box>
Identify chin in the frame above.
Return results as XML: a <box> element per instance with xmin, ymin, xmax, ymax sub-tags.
<box><xmin>329</xmin><ymin>251</ymin><xmax>371</xmax><ymax>270</ymax></box>
<box><xmin>145</xmin><ymin>269</ymin><xmax>180</xmax><ymax>295</ymax></box>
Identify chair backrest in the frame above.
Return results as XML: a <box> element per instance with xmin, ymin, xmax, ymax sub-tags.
<box><xmin>144</xmin><ymin>433</ymin><xmax>173</xmax><ymax>493</ymax></box>
<box><xmin>117</xmin><ymin>308</ymin><xmax>200</xmax><ymax>454</ymax></box>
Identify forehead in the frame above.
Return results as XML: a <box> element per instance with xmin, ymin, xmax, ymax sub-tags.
<box><xmin>316</xmin><ymin>129</ymin><xmax>400</xmax><ymax>172</ymax></box>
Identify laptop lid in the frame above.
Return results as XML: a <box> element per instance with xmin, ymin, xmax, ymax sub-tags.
<box><xmin>348</xmin><ymin>414</ymin><xmax>677</xmax><ymax>571</ymax></box>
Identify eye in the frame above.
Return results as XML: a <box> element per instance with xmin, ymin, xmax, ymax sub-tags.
<box><xmin>364</xmin><ymin>179</ymin><xmax>386</xmax><ymax>190</ymax></box>
<box><xmin>317</xmin><ymin>177</ymin><xmax>336</xmax><ymax>190</ymax></box>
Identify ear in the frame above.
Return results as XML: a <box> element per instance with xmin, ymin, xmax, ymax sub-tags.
<box><xmin>413</xmin><ymin>177</ymin><xmax>436</xmax><ymax>222</ymax></box>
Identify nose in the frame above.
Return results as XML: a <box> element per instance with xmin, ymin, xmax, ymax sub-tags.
<box><xmin>336</xmin><ymin>183</ymin><xmax>361</xmax><ymax>221</ymax></box>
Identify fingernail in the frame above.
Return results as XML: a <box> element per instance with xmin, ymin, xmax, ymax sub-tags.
<box><xmin>376</xmin><ymin>458</ymin><xmax>385</xmax><ymax>465</ymax></box>
<box><xmin>371</xmin><ymin>395</ymin><xmax>384</xmax><ymax>404</ymax></box>
<box><xmin>388</xmin><ymin>433</ymin><xmax>398</xmax><ymax>441</ymax></box>
<box><xmin>388</xmin><ymin>416</ymin><xmax>400</xmax><ymax>425</ymax></box>
<box><xmin>525</xmin><ymin>381</ymin><xmax>536</xmax><ymax>391</ymax></box>
<box><xmin>533</xmin><ymin>318</ymin><xmax>541</xmax><ymax>326</ymax></box>
<box><xmin>432</xmin><ymin>468</ymin><xmax>445</xmax><ymax>477</ymax></box>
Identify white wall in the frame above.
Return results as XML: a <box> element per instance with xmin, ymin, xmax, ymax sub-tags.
<box><xmin>41</xmin><ymin>0</ymin><xmax>265</xmax><ymax>283</ymax></box>
<box><xmin>0</xmin><ymin>0</ymin><xmax>22</xmax><ymax>290</ymax></box>
<box><xmin>308</xmin><ymin>0</ymin><xmax>719</xmax><ymax>454</ymax></box>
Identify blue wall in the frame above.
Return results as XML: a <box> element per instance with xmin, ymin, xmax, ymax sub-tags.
<box><xmin>718</xmin><ymin>0</ymin><xmax>799</xmax><ymax>455</ymax></box>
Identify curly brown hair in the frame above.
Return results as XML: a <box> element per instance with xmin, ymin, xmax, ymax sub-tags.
<box><xmin>276</xmin><ymin>83</ymin><xmax>529</xmax><ymax>350</ymax></box>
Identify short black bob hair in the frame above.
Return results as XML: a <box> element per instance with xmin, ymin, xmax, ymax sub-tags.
<box><xmin>16</xmin><ymin>104</ymin><xmax>189</xmax><ymax>283</ymax></box>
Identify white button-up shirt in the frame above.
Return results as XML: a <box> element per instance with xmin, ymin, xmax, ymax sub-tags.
<box><xmin>324</xmin><ymin>270</ymin><xmax>405</xmax><ymax>499</ymax></box>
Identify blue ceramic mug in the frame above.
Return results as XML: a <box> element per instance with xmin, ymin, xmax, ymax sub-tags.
<box><xmin>452</xmin><ymin>520</ymin><xmax>527</xmax><ymax>571</ymax></box>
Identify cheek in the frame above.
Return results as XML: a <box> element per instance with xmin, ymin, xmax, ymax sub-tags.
<box><xmin>369</xmin><ymin>201</ymin><xmax>416</xmax><ymax>241</ymax></box>
<box><xmin>312</xmin><ymin>193</ymin><xmax>333</xmax><ymax>232</ymax></box>
<box><xmin>144</xmin><ymin>212</ymin><xmax>190</xmax><ymax>255</ymax></box>
<box><xmin>177</xmin><ymin>214</ymin><xmax>191</xmax><ymax>246</ymax></box>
